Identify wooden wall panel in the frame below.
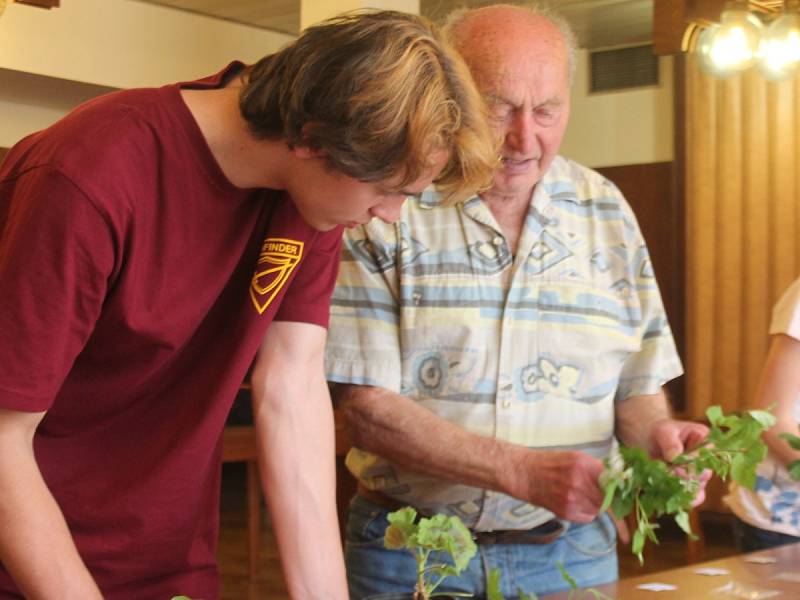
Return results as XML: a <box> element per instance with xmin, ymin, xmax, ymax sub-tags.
<box><xmin>741</xmin><ymin>78</ymin><xmax>771</xmax><ymax>403</ymax></box>
<box><xmin>770</xmin><ymin>83</ymin><xmax>798</xmax><ymax>292</ymax></box>
<box><xmin>685</xmin><ymin>57</ymin><xmax>800</xmax><ymax>419</ymax></box>
<box><xmin>716</xmin><ymin>76</ymin><xmax>745</xmax><ymax>415</ymax></box>
<box><xmin>686</xmin><ymin>59</ymin><xmax>716</xmax><ymax>418</ymax></box>
<box><xmin>595</xmin><ymin>162</ymin><xmax>686</xmax><ymax>411</ymax></box>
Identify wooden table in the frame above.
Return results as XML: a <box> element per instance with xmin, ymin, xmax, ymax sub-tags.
<box><xmin>541</xmin><ymin>542</ymin><xmax>800</xmax><ymax>599</ymax></box>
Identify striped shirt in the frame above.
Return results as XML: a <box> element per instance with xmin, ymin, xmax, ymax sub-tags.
<box><xmin>325</xmin><ymin>155</ymin><xmax>682</xmax><ymax>531</ymax></box>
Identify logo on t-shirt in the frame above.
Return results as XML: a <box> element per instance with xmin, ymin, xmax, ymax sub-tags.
<box><xmin>250</xmin><ymin>237</ymin><xmax>304</xmax><ymax>314</ymax></box>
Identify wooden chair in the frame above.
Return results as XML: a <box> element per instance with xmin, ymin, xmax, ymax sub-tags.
<box><xmin>221</xmin><ymin>425</ymin><xmax>261</xmax><ymax>580</ymax></box>
<box><xmin>686</xmin><ymin>506</ymin><xmax>705</xmax><ymax>563</ymax></box>
<box><xmin>221</xmin><ymin>412</ymin><xmax>357</xmax><ymax>578</ymax></box>
<box><xmin>334</xmin><ymin>406</ymin><xmax>358</xmax><ymax>538</ymax></box>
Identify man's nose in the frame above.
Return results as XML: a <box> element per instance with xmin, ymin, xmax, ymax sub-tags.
<box><xmin>506</xmin><ymin>112</ymin><xmax>536</xmax><ymax>155</ymax></box>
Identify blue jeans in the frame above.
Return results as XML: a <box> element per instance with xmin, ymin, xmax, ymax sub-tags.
<box><xmin>345</xmin><ymin>495</ymin><xmax>618</xmax><ymax>600</ymax></box>
<box><xmin>732</xmin><ymin>516</ymin><xmax>800</xmax><ymax>553</ymax></box>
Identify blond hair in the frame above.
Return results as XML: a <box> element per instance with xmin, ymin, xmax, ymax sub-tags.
<box><xmin>240</xmin><ymin>10</ymin><xmax>498</xmax><ymax>203</ymax></box>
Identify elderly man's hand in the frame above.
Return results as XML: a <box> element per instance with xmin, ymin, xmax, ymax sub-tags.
<box><xmin>508</xmin><ymin>450</ymin><xmax>605</xmax><ymax>523</ymax></box>
<box><xmin>648</xmin><ymin>418</ymin><xmax>709</xmax><ymax>462</ymax></box>
<box><xmin>649</xmin><ymin>418</ymin><xmax>712</xmax><ymax>507</ymax></box>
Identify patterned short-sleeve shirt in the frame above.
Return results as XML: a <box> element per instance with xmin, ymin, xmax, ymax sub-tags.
<box><xmin>325</xmin><ymin>156</ymin><xmax>683</xmax><ymax>531</ymax></box>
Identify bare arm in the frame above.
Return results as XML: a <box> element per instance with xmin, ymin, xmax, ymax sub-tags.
<box><xmin>0</xmin><ymin>408</ymin><xmax>102</xmax><ymax>599</ymax></box>
<box><xmin>754</xmin><ymin>334</ymin><xmax>800</xmax><ymax>467</ymax></box>
<box><xmin>336</xmin><ymin>384</ymin><xmax>605</xmax><ymax>523</ymax></box>
<box><xmin>616</xmin><ymin>389</ymin><xmax>708</xmax><ymax>461</ymax></box>
<box><xmin>250</xmin><ymin>322</ymin><xmax>347</xmax><ymax>600</ymax></box>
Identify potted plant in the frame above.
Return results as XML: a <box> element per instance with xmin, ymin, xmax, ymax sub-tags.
<box><xmin>373</xmin><ymin>506</ymin><xmax>477</xmax><ymax>600</ymax></box>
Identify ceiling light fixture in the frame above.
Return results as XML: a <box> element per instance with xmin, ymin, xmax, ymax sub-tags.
<box><xmin>757</xmin><ymin>0</ymin><xmax>800</xmax><ymax>79</ymax></box>
<box><xmin>697</xmin><ymin>1</ymin><xmax>764</xmax><ymax>77</ymax></box>
<box><xmin>693</xmin><ymin>0</ymin><xmax>800</xmax><ymax>80</ymax></box>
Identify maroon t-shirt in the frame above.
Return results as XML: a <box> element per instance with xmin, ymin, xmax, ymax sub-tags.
<box><xmin>0</xmin><ymin>63</ymin><xmax>342</xmax><ymax>599</ymax></box>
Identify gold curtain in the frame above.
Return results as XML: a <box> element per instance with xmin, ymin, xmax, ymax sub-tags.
<box><xmin>685</xmin><ymin>55</ymin><xmax>800</xmax><ymax>419</ymax></box>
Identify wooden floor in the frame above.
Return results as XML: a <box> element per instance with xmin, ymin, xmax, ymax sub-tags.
<box><xmin>217</xmin><ymin>464</ymin><xmax>739</xmax><ymax>599</ymax></box>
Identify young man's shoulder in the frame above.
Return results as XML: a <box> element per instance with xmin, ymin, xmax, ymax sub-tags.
<box><xmin>2</xmin><ymin>85</ymin><xmax>188</xmax><ymax>196</ymax></box>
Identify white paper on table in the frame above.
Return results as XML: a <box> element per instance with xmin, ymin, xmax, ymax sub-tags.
<box><xmin>772</xmin><ymin>571</ymin><xmax>800</xmax><ymax>583</ymax></box>
<box><xmin>694</xmin><ymin>567</ymin><xmax>730</xmax><ymax>576</ymax></box>
<box><xmin>635</xmin><ymin>583</ymin><xmax>678</xmax><ymax>592</ymax></box>
<box><xmin>744</xmin><ymin>555</ymin><xmax>778</xmax><ymax>564</ymax></box>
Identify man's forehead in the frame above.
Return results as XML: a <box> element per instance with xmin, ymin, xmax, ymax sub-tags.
<box><xmin>472</xmin><ymin>58</ymin><xmax>568</xmax><ymax>98</ymax></box>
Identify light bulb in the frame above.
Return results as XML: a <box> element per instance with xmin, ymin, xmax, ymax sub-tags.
<box><xmin>697</xmin><ymin>24</ymin><xmax>744</xmax><ymax>78</ymax></box>
<box><xmin>697</xmin><ymin>6</ymin><xmax>764</xmax><ymax>77</ymax></box>
<box><xmin>758</xmin><ymin>11</ymin><xmax>800</xmax><ymax>80</ymax></box>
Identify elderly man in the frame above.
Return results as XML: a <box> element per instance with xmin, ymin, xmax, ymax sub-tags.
<box><xmin>325</xmin><ymin>4</ymin><xmax>708</xmax><ymax>598</ymax></box>
<box><xmin>0</xmin><ymin>10</ymin><xmax>496</xmax><ymax>600</ymax></box>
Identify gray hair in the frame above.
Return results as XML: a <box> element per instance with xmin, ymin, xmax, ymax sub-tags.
<box><xmin>442</xmin><ymin>2</ymin><xmax>578</xmax><ymax>83</ymax></box>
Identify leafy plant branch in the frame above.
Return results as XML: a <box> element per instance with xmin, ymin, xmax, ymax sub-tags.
<box><xmin>779</xmin><ymin>430</ymin><xmax>800</xmax><ymax>480</ymax></box>
<box><xmin>600</xmin><ymin>405</ymin><xmax>776</xmax><ymax>564</ymax></box>
<box><xmin>486</xmin><ymin>563</ymin><xmax>613</xmax><ymax>600</ymax></box>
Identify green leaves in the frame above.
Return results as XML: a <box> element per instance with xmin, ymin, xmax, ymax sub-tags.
<box><xmin>486</xmin><ymin>569</ymin><xmax>508</xmax><ymax>600</ymax></box>
<box><xmin>779</xmin><ymin>430</ymin><xmax>800</xmax><ymax>480</ymax></box>
<box><xmin>383</xmin><ymin>507</ymin><xmax>477</xmax><ymax>599</ymax></box>
<box><xmin>601</xmin><ymin>405</ymin><xmax>774</xmax><ymax>564</ymax></box>
<box><xmin>680</xmin><ymin>407</ymin><xmax>774</xmax><ymax>489</ymax></box>
<box><xmin>385</xmin><ymin>506</ymin><xmax>418</xmax><ymax>549</ymax></box>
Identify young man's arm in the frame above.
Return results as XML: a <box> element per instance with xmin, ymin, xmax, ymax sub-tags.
<box><xmin>250</xmin><ymin>321</ymin><xmax>347</xmax><ymax>600</ymax></box>
<box><xmin>0</xmin><ymin>408</ymin><xmax>103</xmax><ymax>599</ymax></box>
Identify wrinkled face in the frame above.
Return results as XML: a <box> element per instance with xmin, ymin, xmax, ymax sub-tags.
<box><xmin>458</xmin><ymin>12</ymin><xmax>571</xmax><ymax>202</ymax></box>
<box><xmin>289</xmin><ymin>149</ymin><xmax>449</xmax><ymax>231</ymax></box>
<box><xmin>483</xmin><ymin>60</ymin><xmax>570</xmax><ymax>200</ymax></box>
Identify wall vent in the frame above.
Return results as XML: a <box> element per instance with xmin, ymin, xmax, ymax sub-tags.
<box><xmin>589</xmin><ymin>45</ymin><xmax>659</xmax><ymax>93</ymax></box>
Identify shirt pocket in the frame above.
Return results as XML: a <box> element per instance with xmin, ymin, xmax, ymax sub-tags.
<box><xmin>521</xmin><ymin>278</ymin><xmax>643</xmax><ymax>405</ymax></box>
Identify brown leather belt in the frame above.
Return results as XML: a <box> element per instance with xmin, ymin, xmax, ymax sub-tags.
<box><xmin>357</xmin><ymin>485</ymin><xmax>565</xmax><ymax>545</ymax></box>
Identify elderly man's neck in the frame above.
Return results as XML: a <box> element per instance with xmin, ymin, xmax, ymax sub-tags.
<box><xmin>480</xmin><ymin>187</ymin><xmax>536</xmax><ymax>255</ymax></box>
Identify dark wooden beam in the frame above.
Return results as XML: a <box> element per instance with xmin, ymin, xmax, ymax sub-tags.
<box><xmin>14</xmin><ymin>0</ymin><xmax>60</xmax><ymax>8</ymax></box>
<box><xmin>653</xmin><ymin>0</ymin><xmax>780</xmax><ymax>55</ymax></box>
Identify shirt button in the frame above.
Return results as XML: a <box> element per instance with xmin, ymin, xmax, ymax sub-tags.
<box><xmin>493</xmin><ymin>235</ymin><xmax>504</xmax><ymax>246</ymax></box>
<box><xmin>501</xmin><ymin>400</ymin><xmax>512</xmax><ymax>409</ymax></box>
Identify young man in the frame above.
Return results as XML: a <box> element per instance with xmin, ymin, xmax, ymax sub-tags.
<box><xmin>326</xmin><ymin>4</ymin><xmax>709</xmax><ymax>598</ymax></box>
<box><xmin>0</xmin><ymin>10</ymin><xmax>496</xmax><ymax>600</ymax></box>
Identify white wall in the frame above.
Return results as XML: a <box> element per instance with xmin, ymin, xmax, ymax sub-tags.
<box><xmin>0</xmin><ymin>0</ymin><xmax>294</xmax><ymax>147</ymax></box>
<box><xmin>0</xmin><ymin>0</ymin><xmax>293</xmax><ymax>88</ymax></box>
<box><xmin>0</xmin><ymin>69</ymin><xmax>117</xmax><ymax>148</ymax></box>
<box><xmin>0</xmin><ymin>4</ymin><xmax>675</xmax><ymax>168</ymax></box>
<box><xmin>561</xmin><ymin>49</ymin><xmax>674</xmax><ymax>168</ymax></box>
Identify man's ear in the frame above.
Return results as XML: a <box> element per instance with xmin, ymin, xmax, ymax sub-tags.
<box><xmin>292</xmin><ymin>145</ymin><xmax>318</xmax><ymax>160</ymax></box>
<box><xmin>293</xmin><ymin>123</ymin><xmax>326</xmax><ymax>160</ymax></box>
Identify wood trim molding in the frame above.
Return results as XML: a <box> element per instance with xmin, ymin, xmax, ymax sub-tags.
<box><xmin>654</xmin><ymin>0</ymin><xmax>783</xmax><ymax>56</ymax></box>
<box><xmin>14</xmin><ymin>0</ymin><xmax>59</xmax><ymax>8</ymax></box>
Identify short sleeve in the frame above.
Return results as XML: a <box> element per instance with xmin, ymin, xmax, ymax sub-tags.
<box><xmin>324</xmin><ymin>222</ymin><xmax>403</xmax><ymax>392</ymax></box>
<box><xmin>770</xmin><ymin>277</ymin><xmax>800</xmax><ymax>340</ymax></box>
<box><xmin>612</xmin><ymin>184</ymin><xmax>683</xmax><ymax>401</ymax></box>
<box><xmin>0</xmin><ymin>167</ymin><xmax>113</xmax><ymax>410</ymax></box>
<box><xmin>273</xmin><ymin>225</ymin><xmax>343</xmax><ymax>328</ymax></box>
